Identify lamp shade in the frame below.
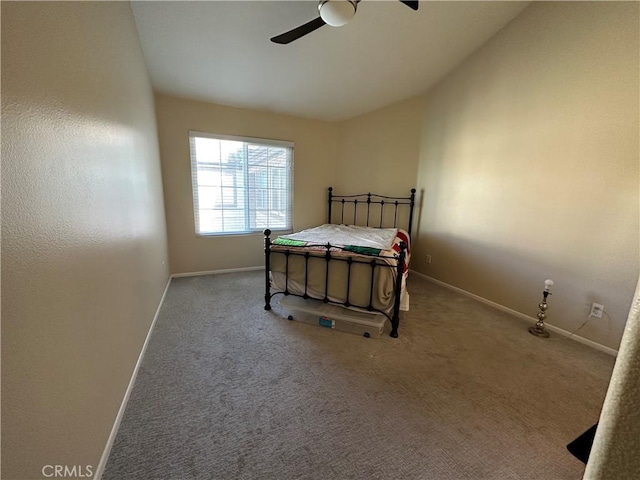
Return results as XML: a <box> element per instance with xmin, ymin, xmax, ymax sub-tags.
<box><xmin>319</xmin><ymin>0</ymin><xmax>356</xmax><ymax>27</ymax></box>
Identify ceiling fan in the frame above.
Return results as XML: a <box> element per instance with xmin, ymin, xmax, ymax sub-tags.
<box><xmin>270</xmin><ymin>0</ymin><xmax>419</xmax><ymax>45</ymax></box>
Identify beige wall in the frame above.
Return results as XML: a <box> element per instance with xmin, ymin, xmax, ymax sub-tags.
<box><xmin>413</xmin><ymin>1</ymin><xmax>639</xmax><ymax>350</ymax></box>
<box><xmin>156</xmin><ymin>92</ymin><xmax>424</xmax><ymax>274</ymax></box>
<box><xmin>334</xmin><ymin>96</ymin><xmax>425</xmax><ymax>196</ymax></box>
<box><xmin>1</xmin><ymin>3</ymin><xmax>169</xmax><ymax>479</ymax></box>
<box><xmin>155</xmin><ymin>94</ymin><xmax>338</xmax><ymax>274</ymax></box>
<box><xmin>331</xmin><ymin>97</ymin><xmax>425</xmax><ymax>231</ymax></box>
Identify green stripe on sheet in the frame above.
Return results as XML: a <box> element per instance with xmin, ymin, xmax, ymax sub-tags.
<box><xmin>343</xmin><ymin>245</ymin><xmax>382</xmax><ymax>256</ymax></box>
<box><xmin>273</xmin><ymin>238</ymin><xmax>307</xmax><ymax>246</ymax></box>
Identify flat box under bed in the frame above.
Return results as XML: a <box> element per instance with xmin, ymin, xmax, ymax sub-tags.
<box><xmin>279</xmin><ymin>295</ymin><xmax>387</xmax><ymax>338</ymax></box>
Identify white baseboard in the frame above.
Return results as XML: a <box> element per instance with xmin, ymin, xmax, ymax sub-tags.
<box><xmin>409</xmin><ymin>270</ymin><xmax>618</xmax><ymax>357</ymax></box>
<box><xmin>171</xmin><ymin>266</ymin><xmax>264</xmax><ymax>278</ymax></box>
<box><xmin>94</xmin><ymin>276</ymin><xmax>172</xmax><ymax>480</ymax></box>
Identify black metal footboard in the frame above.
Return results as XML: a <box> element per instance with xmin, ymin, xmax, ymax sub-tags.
<box><xmin>264</xmin><ymin>229</ymin><xmax>407</xmax><ymax>338</ymax></box>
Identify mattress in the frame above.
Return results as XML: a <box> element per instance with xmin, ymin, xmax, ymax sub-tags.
<box><xmin>269</xmin><ymin>224</ymin><xmax>410</xmax><ymax>313</ymax></box>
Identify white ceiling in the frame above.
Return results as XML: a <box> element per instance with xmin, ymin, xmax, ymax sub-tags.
<box><xmin>132</xmin><ymin>1</ymin><xmax>530</xmax><ymax>122</ymax></box>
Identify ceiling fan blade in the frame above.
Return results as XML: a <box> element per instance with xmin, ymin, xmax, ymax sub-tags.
<box><xmin>270</xmin><ymin>17</ymin><xmax>327</xmax><ymax>44</ymax></box>
<box><xmin>400</xmin><ymin>0</ymin><xmax>419</xmax><ymax>11</ymax></box>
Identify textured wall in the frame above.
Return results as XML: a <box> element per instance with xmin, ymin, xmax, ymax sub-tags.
<box><xmin>413</xmin><ymin>1</ymin><xmax>639</xmax><ymax>350</ymax></box>
<box><xmin>155</xmin><ymin>94</ymin><xmax>338</xmax><ymax>274</ymax></box>
<box><xmin>585</xmin><ymin>276</ymin><xmax>640</xmax><ymax>478</ymax></box>
<box><xmin>1</xmin><ymin>2</ymin><xmax>169</xmax><ymax>479</ymax></box>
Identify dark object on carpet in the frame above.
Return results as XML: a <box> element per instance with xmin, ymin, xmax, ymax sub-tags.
<box><xmin>567</xmin><ymin>423</ymin><xmax>598</xmax><ymax>464</ymax></box>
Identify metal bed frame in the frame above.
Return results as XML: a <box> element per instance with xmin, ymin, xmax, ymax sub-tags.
<box><xmin>264</xmin><ymin>187</ymin><xmax>416</xmax><ymax>338</ymax></box>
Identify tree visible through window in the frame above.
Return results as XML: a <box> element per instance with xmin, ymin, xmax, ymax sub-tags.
<box><xmin>189</xmin><ymin>132</ymin><xmax>293</xmax><ymax>235</ymax></box>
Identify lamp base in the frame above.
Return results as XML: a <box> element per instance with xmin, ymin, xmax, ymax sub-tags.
<box><xmin>529</xmin><ymin>325</ymin><xmax>550</xmax><ymax>338</ymax></box>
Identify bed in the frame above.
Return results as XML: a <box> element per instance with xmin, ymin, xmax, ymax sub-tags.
<box><xmin>263</xmin><ymin>187</ymin><xmax>416</xmax><ymax>338</ymax></box>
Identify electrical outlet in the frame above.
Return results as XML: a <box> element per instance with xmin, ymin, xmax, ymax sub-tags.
<box><xmin>590</xmin><ymin>303</ymin><xmax>604</xmax><ymax>318</ymax></box>
<box><xmin>426</xmin><ymin>255</ymin><xmax>432</xmax><ymax>264</ymax></box>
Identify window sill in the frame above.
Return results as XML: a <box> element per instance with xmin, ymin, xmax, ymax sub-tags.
<box><xmin>196</xmin><ymin>229</ymin><xmax>293</xmax><ymax>239</ymax></box>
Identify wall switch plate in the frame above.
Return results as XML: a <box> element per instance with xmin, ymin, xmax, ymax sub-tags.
<box><xmin>426</xmin><ymin>255</ymin><xmax>432</xmax><ymax>264</ymax></box>
<box><xmin>590</xmin><ymin>303</ymin><xmax>604</xmax><ymax>318</ymax></box>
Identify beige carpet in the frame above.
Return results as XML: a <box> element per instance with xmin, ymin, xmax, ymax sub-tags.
<box><xmin>103</xmin><ymin>271</ymin><xmax>614</xmax><ymax>479</ymax></box>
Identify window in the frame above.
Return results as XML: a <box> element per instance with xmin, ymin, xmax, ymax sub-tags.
<box><xmin>189</xmin><ymin>131</ymin><xmax>293</xmax><ymax>236</ymax></box>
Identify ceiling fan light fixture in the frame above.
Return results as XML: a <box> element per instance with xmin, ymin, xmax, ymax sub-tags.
<box><xmin>318</xmin><ymin>0</ymin><xmax>357</xmax><ymax>27</ymax></box>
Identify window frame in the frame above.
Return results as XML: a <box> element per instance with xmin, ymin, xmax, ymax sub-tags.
<box><xmin>189</xmin><ymin>131</ymin><xmax>294</xmax><ymax>237</ymax></box>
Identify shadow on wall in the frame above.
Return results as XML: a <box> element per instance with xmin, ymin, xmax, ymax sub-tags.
<box><xmin>413</xmin><ymin>189</ymin><xmax>426</xmax><ymax>240</ymax></box>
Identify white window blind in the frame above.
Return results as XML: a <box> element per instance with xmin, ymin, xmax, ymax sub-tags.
<box><xmin>189</xmin><ymin>131</ymin><xmax>293</xmax><ymax>236</ymax></box>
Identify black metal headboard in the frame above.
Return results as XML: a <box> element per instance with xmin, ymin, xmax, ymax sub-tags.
<box><xmin>327</xmin><ymin>187</ymin><xmax>416</xmax><ymax>238</ymax></box>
